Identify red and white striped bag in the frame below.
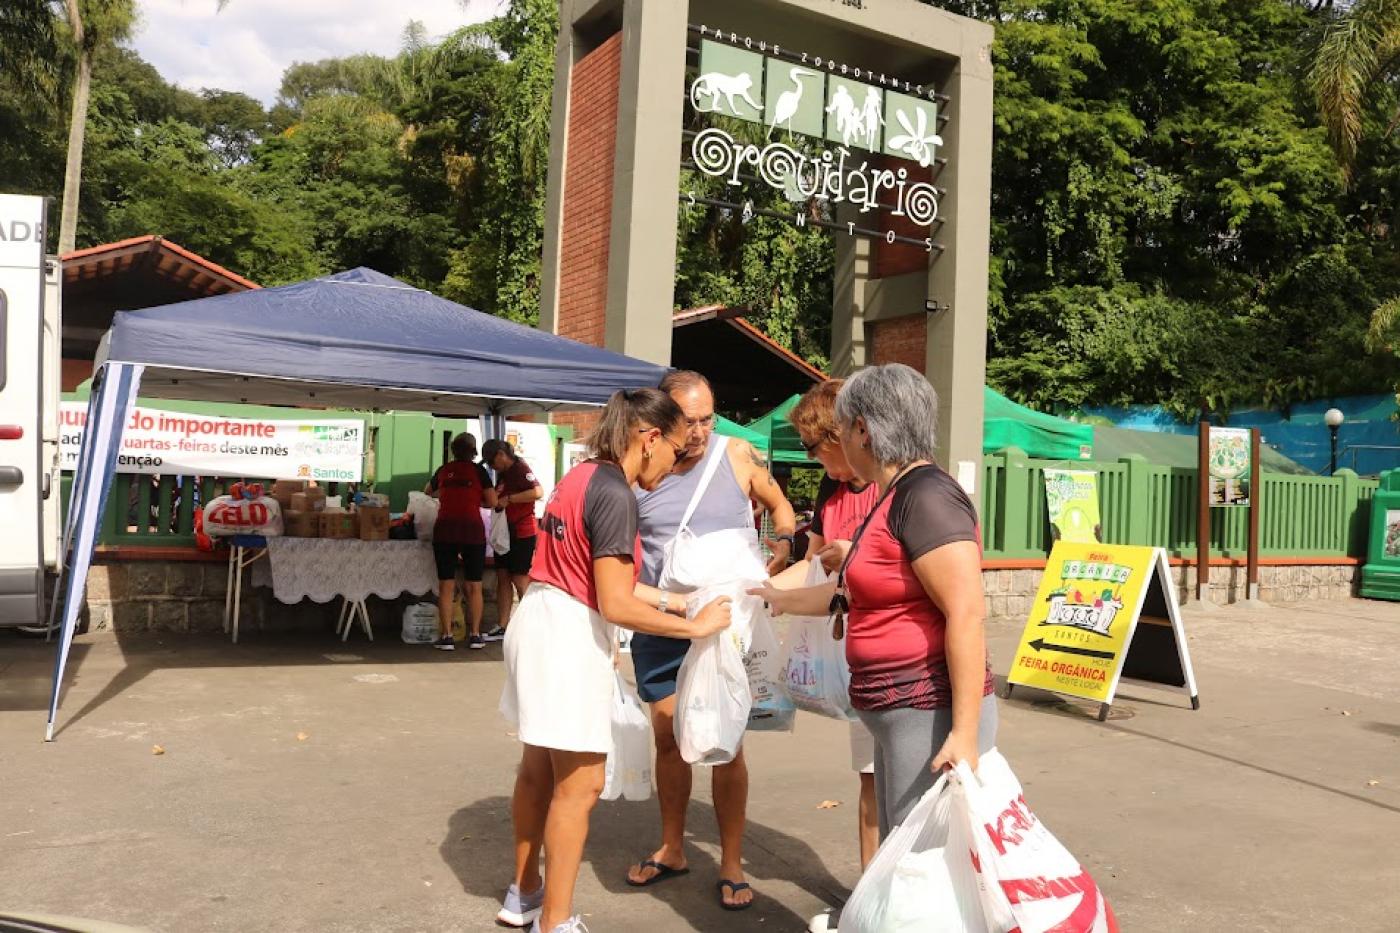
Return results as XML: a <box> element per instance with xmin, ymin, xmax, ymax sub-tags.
<box><xmin>953</xmin><ymin>751</ymin><xmax>1119</xmax><ymax>933</ymax></box>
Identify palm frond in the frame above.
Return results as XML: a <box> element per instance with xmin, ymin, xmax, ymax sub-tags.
<box><xmin>1308</xmin><ymin>0</ymin><xmax>1400</xmax><ymax>180</ymax></box>
<box><xmin>1366</xmin><ymin>295</ymin><xmax>1400</xmax><ymax>353</ymax></box>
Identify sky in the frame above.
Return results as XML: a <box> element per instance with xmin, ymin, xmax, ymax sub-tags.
<box><xmin>130</xmin><ymin>0</ymin><xmax>502</xmax><ymax>106</ymax></box>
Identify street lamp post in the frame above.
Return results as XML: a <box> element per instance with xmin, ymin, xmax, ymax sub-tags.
<box><xmin>1325</xmin><ymin>408</ymin><xmax>1344</xmax><ymax>475</ymax></box>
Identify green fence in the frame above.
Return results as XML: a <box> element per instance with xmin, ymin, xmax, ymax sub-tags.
<box><xmin>981</xmin><ymin>448</ymin><xmax>1377</xmax><ymax>560</ymax></box>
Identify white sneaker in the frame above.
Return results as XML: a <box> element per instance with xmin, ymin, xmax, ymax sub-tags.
<box><xmin>808</xmin><ymin>908</ymin><xmax>839</xmax><ymax>932</ymax></box>
<box><xmin>495</xmin><ymin>883</ymin><xmax>543</xmax><ymax>927</ymax></box>
<box><xmin>529</xmin><ymin>916</ymin><xmax>588</xmax><ymax>933</ymax></box>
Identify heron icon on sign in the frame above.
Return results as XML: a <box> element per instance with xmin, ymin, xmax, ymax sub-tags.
<box><xmin>767</xmin><ymin>67</ymin><xmax>819</xmax><ymax>138</ymax></box>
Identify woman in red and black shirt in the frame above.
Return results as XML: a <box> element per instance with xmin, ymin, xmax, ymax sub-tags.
<box><xmin>497</xmin><ymin>389</ymin><xmax>731</xmax><ymax>933</ymax></box>
<box><xmin>754</xmin><ymin>364</ymin><xmax>997</xmax><ymax>843</ymax></box>
<box><xmin>427</xmin><ymin>433</ymin><xmax>498</xmax><ymax>650</ymax></box>
<box><xmin>772</xmin><ymin>379</ymin><xmax>883</xmax><ymax>872</ymax></box>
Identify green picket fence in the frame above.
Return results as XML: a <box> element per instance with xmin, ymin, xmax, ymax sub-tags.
<box><xmin>981</xmin><ymin>448</ymin><xmax>1378</xmax><ymax>559</ymax></box>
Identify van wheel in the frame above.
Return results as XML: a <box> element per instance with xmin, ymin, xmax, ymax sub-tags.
<box><xmin>13</xmin><ymin>625</ymin><xmax>52</xmax><ymax>638</ymax></box>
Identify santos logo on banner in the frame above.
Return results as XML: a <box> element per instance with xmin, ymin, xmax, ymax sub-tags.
<box><xmin>59</xmin><ymin>402</ymin><xmax>364</xmax><ymax>481</ymax></box>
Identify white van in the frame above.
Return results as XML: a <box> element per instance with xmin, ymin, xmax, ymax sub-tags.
<box><xmin>0</xmin><ymin>193</ymin><xmax>62</xmax><ymax>629</ymax></box>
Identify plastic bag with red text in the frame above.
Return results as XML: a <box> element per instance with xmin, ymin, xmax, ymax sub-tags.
<box><xmin>953</xmin><ymin>751</ymin><xmax>1119</xmax><ymax>933</ymax></box>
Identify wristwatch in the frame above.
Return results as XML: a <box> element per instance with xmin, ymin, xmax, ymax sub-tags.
<box><xmin>658</xmin><ymin>592</ymin><xmax>670</xmax><ymax>614</ymax></box>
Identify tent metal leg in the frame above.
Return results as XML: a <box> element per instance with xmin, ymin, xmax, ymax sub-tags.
<box><xmin>232</xmin><ymin>548</ymin><xmax>244</xmax><ymax>644</ymax></box>
<box><xmin>359</xmin><ymin>601</ymin><xmax>373</xmax><ymax>642</ymax></box>
<box><xmin>223</xmin><ymin>548</ymin><xmax>235</xmax><ymax>634</ymax></box>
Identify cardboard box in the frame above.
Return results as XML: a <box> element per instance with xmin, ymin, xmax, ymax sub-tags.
<box><xmin>319</xmin><ymin>510</ymin><xmax>358</xmax><ymax>539</ymax></box>
<box><xmin>284</xmin><ymin>510</ymin><xmax>319</xmax><ymax>538</ymax></box>
<box><xmin>358</xmin><ymin>505</ymin><xmax>390</xmax><ymax>541</ymax></box>
<box><xmin>271</xmin><ymin>480</ymin><xmax>306</xmax><ymax>510</ymax></box>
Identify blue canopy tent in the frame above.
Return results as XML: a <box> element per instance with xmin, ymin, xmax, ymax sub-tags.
<box><xmin>48</xmin><ymin>268</ymin><xmax>668</xmax><ymax>739</ymax></box>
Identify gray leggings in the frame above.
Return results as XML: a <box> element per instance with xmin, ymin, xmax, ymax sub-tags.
<box><xmin>856</xmin><ymin>694</ymin><xmax>999</xmax><ymax>839</ymax></box>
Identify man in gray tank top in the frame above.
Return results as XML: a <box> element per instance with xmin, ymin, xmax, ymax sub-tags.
<box><xmin>625</xmin><ymin>371</ymin><xmax>796</xmax><ymax>911</ymax></box>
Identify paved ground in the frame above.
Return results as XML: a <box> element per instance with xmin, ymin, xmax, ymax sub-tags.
<box><xmin>3</xmin><ymin>597</ymin><xmax>1400</xmax><ymax>932</ymax></box>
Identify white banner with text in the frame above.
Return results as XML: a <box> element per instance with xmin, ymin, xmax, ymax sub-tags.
<box><xmin>59</xmin><ymin>402</ymin><xmax>365</xmax><ymax>481</ymax></box>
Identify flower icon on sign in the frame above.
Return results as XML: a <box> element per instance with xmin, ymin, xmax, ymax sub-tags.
<box><xmin>888</xmin><ymin>106</ymin><xmax>942</xmax><ymax>168</ymax></box>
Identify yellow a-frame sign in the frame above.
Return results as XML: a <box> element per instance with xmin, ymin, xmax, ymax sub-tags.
<box><xmin>1005</xmin><ymin>542</ymin><xmax>1200</xmax><ymax>721</ymax></box>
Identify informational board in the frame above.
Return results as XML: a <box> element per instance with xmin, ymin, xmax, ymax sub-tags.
<box><xmin>59</xmin><ymin>402</ymin><xmax>364</xmax><ymax>482</ymax></box>
<box><xmin>1006</xmin><ymin>541</ymin><xmax>1199</xmax><ymax>720</ymax></box>
<box><xmin>1044</xmin><ymin>468</ymin><xmax>1101</xmax><ymax>544</ymax></box>
<box><xmin>1386</xmin><ymin>510</ymin><xmax>1400</xmax><ymax>559</ymax></box>
<box><xmin>562</xmin><ymin>442</ymin><xmax>590</xmax><ymax>474</ymax></box>
<box><xmin>1208</xmin><ymin>426</ymin><xmax>1251</xmax><ymax>506</ymax></box>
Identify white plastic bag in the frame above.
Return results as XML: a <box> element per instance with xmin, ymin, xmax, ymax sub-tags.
<box><xmin>602</xmin><ymin>672</ymin><xmax>653</xmax><ymax>801</ymax></box>
<box><xmin>203</xmin><ymin>495</ymin><xmax>284</xmax><ymax>538</ymax></box>
<box><xmin>782</xmin><ymin>562</ymin><xmax>854</xmax><ymax>720</ymax></box>
<box><xmin>489</xmin><ymin>509</ymin><xmax>511</xmax><ymax>555</ymax></box>
<box><xmin>400</xmin><ymin>603</ymin><xmax>439</xmax><ymax>644</ymax></box>
<box><xmin>673</xmin><ymin>593</ymin><xmax>752</xmax><ymax>765</ymax></box>
<box><xmin>660</xmin><ymin>526</ymin><xmax>767</xmax><ymax>592</ymax></box>
<box><xmin>954</xmin><ymin>752</ymin><xmax>1117</xmax><ymax>933</ymax></box>
<box><xmin>842</xmin><ymin>770</ymin><xmax>992</xmax><ymax>933</ymax></box>
<box><xmin>406</xmin><ymin>491</ymin><xmax>439</xmax><ymax>541</ymax></box>
<box><xmin>745</xmin><ymin>608</ymin><xmax>795</xmax><ymax>732</ymax></box>
<box><xmin>656</xmin><ymin>438</ymin><xmax>768</xmax><ymax>591</ymax></box>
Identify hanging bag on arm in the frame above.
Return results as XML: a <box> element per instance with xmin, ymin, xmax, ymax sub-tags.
<box><xmin>602</xmin><ymin>670</ymin><xmax>654</xmax><ymax>801</ymax></box>
<box><xmin>781</xmin><ymin>559</ymin><xmax>855</xmax><ymax>720</ymax></box>
<box><xmin>673</xmin><ymin>583</ymin><xmax>753</xmax><ymax>765</ymax></box>
<box><xmin>840</xmin><ymin>771</ymin><xmax>992</xmax><ymax>933</ymax></box>
<box><xmin>656</xmin><ymin>437</ymin><xmax>767</xmax><ymax>591</ymax></box>
<box><xmin>489</xmin><ymin>509</ymin><xmax>511</xmax><ymax>556</ymax></box>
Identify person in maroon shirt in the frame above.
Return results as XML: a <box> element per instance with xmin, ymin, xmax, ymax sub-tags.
<box><xmin>496</xmin><ymin>388</ymin><xmax>731</xmax><ymax>933</ymax></box>
<box><xmin>753</xmin><ymin>365</ymin><xmax>997</xmax><ymax>900</ymax></box>
<box><xmin>426</xmin><ymin>433</ymin><xmax>498</xmax><ymax>650</ymax></box>
<box><xmin>482</xmin><ymin>439</ymin><xmax>544</xmax><ymax>639</ymax></box>
<box><xmin>771</xmin><ymin>379</ymin><xmax>883</xmax><ymax>877</ymax></box>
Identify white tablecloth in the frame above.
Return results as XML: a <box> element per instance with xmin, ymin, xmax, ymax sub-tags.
<box><xmin>250</xmin><ymin>538</ymin><xmax>438</xmax><ymax>604</ymax></box>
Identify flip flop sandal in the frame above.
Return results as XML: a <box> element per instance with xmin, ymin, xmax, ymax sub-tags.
<box><xmin>626</xmin><ymin>859</ymin><xmax>691</xmax><ymax>888</ymax></box>
<box><xmin>717</xmin><ymin>879</ymin><xmax>754</xmax><ymax>911</ymax></box>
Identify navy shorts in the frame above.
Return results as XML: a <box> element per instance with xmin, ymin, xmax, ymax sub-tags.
<box><xmin>631</xmin><ymin>633</ymin><xmax>692</xmax><ymax>703</ymax></box>
<box><xmin>434</xmin><ymin>542</ymin><xmax>486</xmax><ymax>582</ymax></box>
<box><xmin>499</xmin><ymin>534</ymin><xmax>536</xmax><ymax>576</ymax></box>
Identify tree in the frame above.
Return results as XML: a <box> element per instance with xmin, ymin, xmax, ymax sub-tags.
<box><xmin>1308</xmin><ymin>0</ymin><xmax>1400</xmax><ymax>181</ymax></box>
<box><xmin>198</xmin><ymin>90</ymin><xmax>269</xmax><ymax>167</ymax></box>
<box><xmin>0</xmin><ymin>1</ymin><xmax>60</xmax><ymax>102</ymax></box>
<box><xmin>57</xmin><ymin>0</ymin><xmax>135</xmax><ymax>254</ymax></box>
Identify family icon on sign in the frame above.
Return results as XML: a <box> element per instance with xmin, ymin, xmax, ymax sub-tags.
<box><xmin>826</xmin><ymin>83</ymin><xmax>883</xmax><ymax>150</ymax></box>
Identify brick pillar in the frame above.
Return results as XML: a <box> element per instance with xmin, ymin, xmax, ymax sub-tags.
<box><xmin>547</xmin><ymin>33</ymin><xmax>624</xmax><ymax>443</ymax></box>
<box><xmin>556</xmin><ymin>33</ymin><xmax>622</xmax><ymax>350</ymax></box>
<box><xmin>869</xmin><ymin>314</ymin><xmax>929</xmax><ymax>372</ymax></box>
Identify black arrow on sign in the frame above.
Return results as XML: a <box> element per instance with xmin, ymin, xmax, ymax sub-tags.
<box><xmin>1028</xmin><ymin>638</ymin><xmax>1114</xmax><ymax>660</ymax></box>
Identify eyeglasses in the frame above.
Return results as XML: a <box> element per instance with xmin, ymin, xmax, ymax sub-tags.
<box><xmin>801</xmin><ymin>435</ymin><xmax>831</xmax><ymax>455</ymax></box>
<box><xmin>684</xmin><ymin>414</ymin><xmax>715</xmax><ymax>429</ymax></box>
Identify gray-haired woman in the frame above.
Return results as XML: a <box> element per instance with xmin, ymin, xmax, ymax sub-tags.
<box><xmin>752</xmin><ymin>363</ymin><xmax>997</xmax><ymax>843</ymax></box>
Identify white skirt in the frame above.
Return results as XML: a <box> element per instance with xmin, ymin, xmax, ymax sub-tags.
<box><xmin>499</xmin><ymin>582</ymin><xmax>615</xmax><ymax>754</ymax></box>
